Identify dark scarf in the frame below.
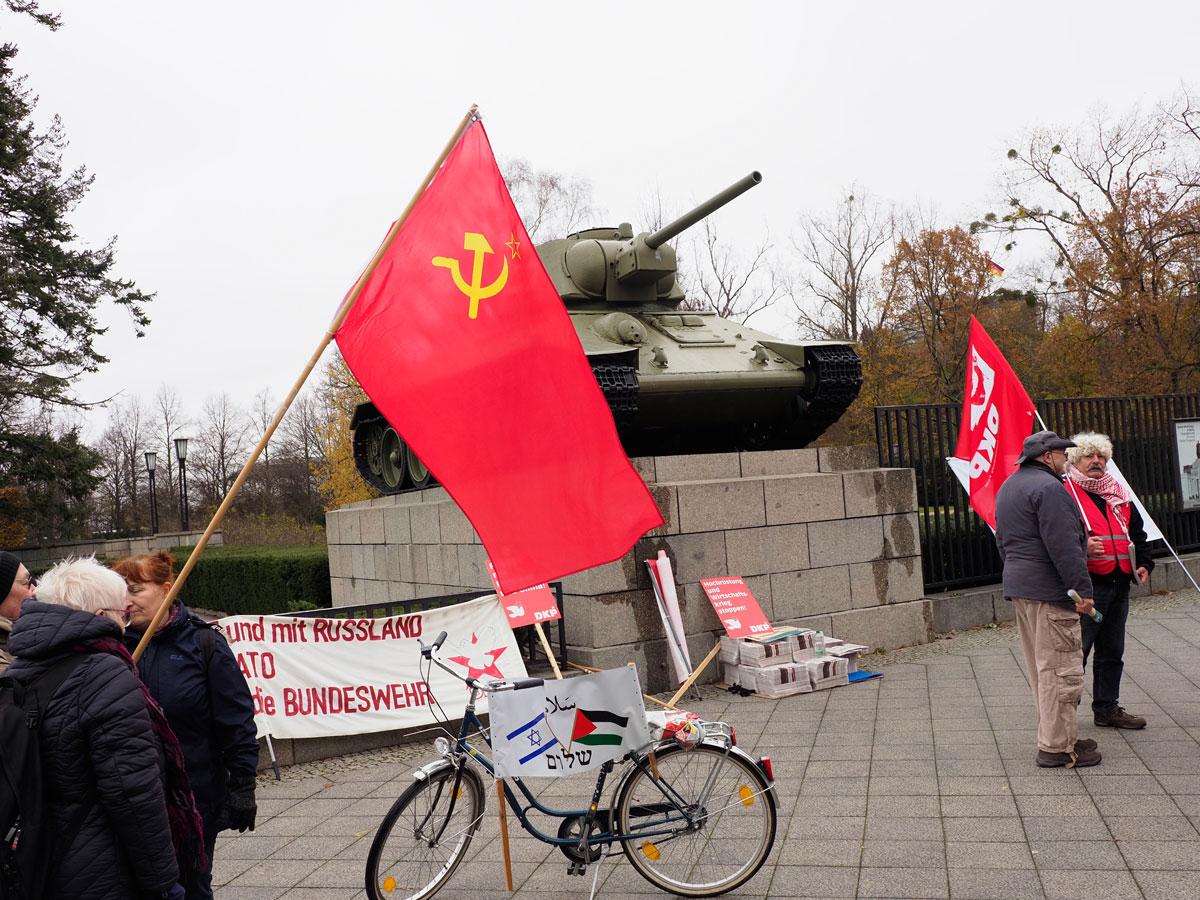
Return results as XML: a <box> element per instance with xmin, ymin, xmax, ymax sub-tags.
<box><xmin>70</xmin><ymin>634</ymin><xmax>209</xmax><ymax>875</ymax></box>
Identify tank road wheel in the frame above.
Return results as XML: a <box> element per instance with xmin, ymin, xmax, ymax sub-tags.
<box><xmin>366</xmin><ymin>422</ymin><xmax>386</xmax><ymax>476</ymax></box>
<box><xmin>380</xmin><ymin>428</ymin><xmax>408</xmax><ymax>490</ymax></box>
<box><xmin>407</xmin><ymin>451</ymin><xmax>433</xmax><ymax>489</ymax></box>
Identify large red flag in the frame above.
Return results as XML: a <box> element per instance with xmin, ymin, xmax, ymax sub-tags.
<box><xmin>952</xmin><ymin>316</ymin><xmax>1037</xmax><ymax>528</ymax></box>
<box><xmin>335</xmin><ymin>120</ymin><xmax>662</xmax><ymax>593</ymax></box>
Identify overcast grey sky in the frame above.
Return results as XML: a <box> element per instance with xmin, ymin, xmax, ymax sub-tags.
<box><xmin>7</xmin><ymin>1</ymin><xmax>1199</xmax><ymax>436</ymax></box>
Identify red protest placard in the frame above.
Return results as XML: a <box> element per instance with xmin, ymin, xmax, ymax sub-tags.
<box><xmin>699</xmin><ymin>577</ymin><xmax>771</xmax><ymax>639</ymax></box>
<box><xmin>486</xmin><ymin>560</ymin><xmax>561</xmax><ymax>628</ymax></box>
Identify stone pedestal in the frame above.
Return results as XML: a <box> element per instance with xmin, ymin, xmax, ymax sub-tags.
<box><xmin>326</xmin><ymin>446</ymin><xmax>929</xmax><ymax>692</ymax></box>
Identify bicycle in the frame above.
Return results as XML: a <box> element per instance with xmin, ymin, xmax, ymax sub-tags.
<box><xmin>365</xmin><ymin>631</ymin><xmax>778</xmax><ymax>898</ymax></box>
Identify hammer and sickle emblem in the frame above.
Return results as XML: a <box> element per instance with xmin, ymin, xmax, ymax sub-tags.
<box><xmin>432</xmin><ymin>232</ymin><xmax>510</xmax><ymax>319</ymax></box>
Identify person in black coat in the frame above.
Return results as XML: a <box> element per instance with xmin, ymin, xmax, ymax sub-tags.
<box><xmin>1065</xmin><ymin>431</ymin><xmax>1155</xmax><ymax>730</ymax></box>
<box><xmin>5</xmin><ymin>557</ymin><xmax>198</xmax><ymax>900</ymax></box>
<box><xmin>117</xmin><ymin>551</ymin><xmax>259</xmax><ymax>900</ymax></box>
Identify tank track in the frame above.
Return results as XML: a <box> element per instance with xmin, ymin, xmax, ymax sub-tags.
<box><xmin>351</xmin><ymin>363</ymin><xmax>639</xmax><ymax>496</ymax></box>
<box><xmin>791</xmin><ymin>344</ymin><xmax>863</xmax><ymax>445</ymax></box>
<box><xmin>591</xmin><ymin>363</ymin><xmax>639</xmax><ymax>425</ymax></box>
<box><xmin>350</xmin><ymin>408</ymin><xmax>391</xmax><ymax>494</ymax></box>
<box><xmin>350</xmin><ymin>347</ymin><xmax>859</xmax><ymax>495</ymax></box>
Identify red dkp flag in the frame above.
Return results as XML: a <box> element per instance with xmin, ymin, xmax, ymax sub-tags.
<box><xmin>952</xmin><ymin>316</ymin><xmax>1036</xmax><ymax>528</ymax></box>
<box><xmin>336</xmin><ymin>119</ymin><xmax>663</xmax><ymax>593</ymax></box>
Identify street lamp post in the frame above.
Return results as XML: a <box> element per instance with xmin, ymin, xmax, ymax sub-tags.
<box><xmin>144</xmin><ymin>451</ymin><xmax>159</xmax><ymax>534</ymax></box>
<box><xmin>174</xmin><ymin>437</ymin><xmax>190</xmax><ymax>532</ymax></box>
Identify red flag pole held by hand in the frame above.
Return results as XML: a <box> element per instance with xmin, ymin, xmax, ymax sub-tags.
<box><xmin>131</xmin><ymin>104</ymin><xmax>480</xmax><ymax>662</ymax></box>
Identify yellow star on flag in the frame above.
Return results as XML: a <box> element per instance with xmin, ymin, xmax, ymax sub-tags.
<box><xmin>505</xmin><ymin>232</ymin><xmax>521</xmax><ymax>260</ymax></box>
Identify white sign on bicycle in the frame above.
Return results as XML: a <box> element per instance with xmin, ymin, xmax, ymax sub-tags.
<box><xmin>488</xmin><ymin>667</ymin><xmax>651</xmax><ymax>778</ymax></box>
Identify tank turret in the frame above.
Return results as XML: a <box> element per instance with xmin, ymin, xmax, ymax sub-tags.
<box><xmin>350</xmin><ymin>172</ymin><xmax>863</xmax><ymax>493</ymax></box>
<box><xmin>539</xmin><ymin>172</ymin><xmax>762</xmax><ymax>306</ymax></box>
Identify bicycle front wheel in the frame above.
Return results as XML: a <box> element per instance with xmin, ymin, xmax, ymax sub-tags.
<box><xmin>614</xmin><ymin>742</ymin><xmax>777</xmax><ymax>897</ymax></box>
<box><xmin>365</xmin><ymin>763</ymin><xmax>485</xmax><ymax>900</ymax></box>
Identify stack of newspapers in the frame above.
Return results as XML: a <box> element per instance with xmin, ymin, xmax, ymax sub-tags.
<box><xmin>720</xmin><ymin>628</ymin><xmax>869</xmax><ymax>698</ymax></box>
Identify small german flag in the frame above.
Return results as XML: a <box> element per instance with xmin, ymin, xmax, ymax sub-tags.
<box><xmin>571</xmin><ymin>708</ymin><xmax>629</xmax><ymax>747</ymax></box>
<box><xmin>986</xmin><ymin>258</ymin><xmax>1005</xmax><ymax>278</ymax></box>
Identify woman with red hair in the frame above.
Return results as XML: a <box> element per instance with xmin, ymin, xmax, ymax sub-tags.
<box><xmin>115</xmin><ymin>550</ymin><xmax>259</xmax><ymax>900</ymax></box>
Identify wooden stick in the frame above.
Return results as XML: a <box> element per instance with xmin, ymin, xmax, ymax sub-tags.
<box><xmin>667</xmin><ymin>640</ymin><xmax>721</xmax><ymax>709</ymax></box>
<box><xmin>566</xmin><ymin>661</ymin><xmax>675</xmax><ymax>709</ymax></box>
<box><xmin>131</xmin><ymin>103</ymin><xmax>479</xmax><ymax>662</ymax></box>
<box><xmin>496</xmin><ymin>778</ymin><xmax>514</xmax><ymax>892</ymax></box>
<box><xmin>534</xmin><ymin>622</ymin><xmax>563</xmax><ymax>680</ymax></box>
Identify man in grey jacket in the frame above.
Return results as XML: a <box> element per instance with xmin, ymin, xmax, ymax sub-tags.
<box><xmin>994</xmin><ymin>431</ymin><xmax>1100</xmax><ymax>767</ymax></box>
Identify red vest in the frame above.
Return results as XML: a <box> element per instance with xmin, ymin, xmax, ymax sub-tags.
<box><xmin>1065</xmin><ymin>480</ymin><xmax>1133</xmax><ymax>576</ymax></box>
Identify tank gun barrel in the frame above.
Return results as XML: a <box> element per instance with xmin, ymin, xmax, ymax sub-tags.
<box><xmin>644</xmin><ymin>171</ymin><xmax>762</xmax><ymax>249</ymax></box>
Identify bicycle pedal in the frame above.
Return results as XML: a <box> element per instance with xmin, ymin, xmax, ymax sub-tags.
<box><xmin>567</xmin><ymin>861</ymin><xmax>589</xmax><ymax>877</ymax></box>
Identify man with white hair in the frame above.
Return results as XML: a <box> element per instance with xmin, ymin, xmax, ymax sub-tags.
<box><xmin>1066</xmin><ymin>431</ymin><xmax>1153</xmax><ymax>730</ymax></box>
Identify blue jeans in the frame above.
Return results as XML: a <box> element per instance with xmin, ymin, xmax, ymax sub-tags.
<box><xmin>1080</xmin><ymin>580</ymin><xmax>1129</xmax><ymax>715</ymax></box>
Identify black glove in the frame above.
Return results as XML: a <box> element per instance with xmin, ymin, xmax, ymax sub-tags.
<box><xmin>222</xmin><ymin>777</ymin><xmax>257</xmax><ymax>833</ymax></box>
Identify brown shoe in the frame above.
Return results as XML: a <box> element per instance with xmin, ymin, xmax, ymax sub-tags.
<box><xmin>1075</xmin><ymin>738</ymin><xmax>1097</xmax><ymax>752</ymax></box>
<box><xmin>1037</xmin><ymin>747</ymin><xmax>1102</xmax><ymax>768</ymax></box>
<box><xmin>1094</xmin><ymin>707</ymin><xmax>1146</xmax><ymax>729</ymax></box>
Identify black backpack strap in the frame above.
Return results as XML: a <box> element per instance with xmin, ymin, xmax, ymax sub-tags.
<box><xmin>192</xmin><ymin>617</ymin><xmax>217</xmax><ymax>670</ymax></box>
<box><xmin>7</xmin><ymin>655</ymin><xmax>94</xmax><ymax>858</ymax></box>
<box><xmin>190</xmin><ymin>617</ymin><xmax>225</xmax><ymax>799</ymax></box>
<box><xmin>23</xmin><ymin>654</ymin><xmax>90</xmax><ymax>725</ymax></box>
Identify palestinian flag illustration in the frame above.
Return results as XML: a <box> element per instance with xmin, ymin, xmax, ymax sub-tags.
<box><xmin>572</xmin><ymin>708</ymin><xmax>629</xmax><ymax>747</ymax></box>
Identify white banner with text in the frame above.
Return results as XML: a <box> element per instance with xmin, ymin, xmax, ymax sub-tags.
<box><xmin>215</xmin><ymin>594</ymin><xmax>528</xmax><ymax>740</ymax></box>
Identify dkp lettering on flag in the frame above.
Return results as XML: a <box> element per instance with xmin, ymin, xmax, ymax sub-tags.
<box><xmin>952</xmin><ymin>316</ymin><xmax>1037</xmax><ymax>528</ymax></box>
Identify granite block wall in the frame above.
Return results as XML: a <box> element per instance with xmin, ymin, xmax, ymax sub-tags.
<box><xmin>326</xmin><ymin>446</ymin><xmax>931</xmax><ymax>692</ymax></box>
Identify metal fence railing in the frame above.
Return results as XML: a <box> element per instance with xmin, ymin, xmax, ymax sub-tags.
<box><xmin>875</xmin><ymin>394</ymin><xmax>1200</xmax><ymax>592</ymax></box>
<box><xmin>286</xmin><ymin>583</ymin><xmax>567</xmax><ymax>668</ymax></box>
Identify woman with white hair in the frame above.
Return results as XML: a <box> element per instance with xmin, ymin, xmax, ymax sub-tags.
<box><xmin>4</xmin><ymin>557</ymin><xmax>204</xmax><ymax>899</ymax></box>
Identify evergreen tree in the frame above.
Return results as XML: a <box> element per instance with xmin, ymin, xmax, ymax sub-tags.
<box><xmin>1</xmin><ymin>6</ymin><xmax>152</xmax><ymax>544</ymax></box>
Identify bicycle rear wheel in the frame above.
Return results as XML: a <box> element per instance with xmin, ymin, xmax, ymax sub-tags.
<box><xmin>365</xmin><ymin>763</ymin><xmax>485</xmax><ymax>900</ymax></box>
<box><xmin>614</xmin><ymin>742</ymin><xmax>776</xmax><ymax>897</ymax></box>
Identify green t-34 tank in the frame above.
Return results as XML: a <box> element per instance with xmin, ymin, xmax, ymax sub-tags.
<box><xmin>351</xmin><ymin>172</ymin><xmax>863</xmax><ymax>492</ymax></box>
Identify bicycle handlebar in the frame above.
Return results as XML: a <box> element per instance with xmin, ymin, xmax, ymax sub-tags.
<box><xmin>418</xmin><ymin>636</ymin><xmax>544</xmax><ymax>693</ymax></box>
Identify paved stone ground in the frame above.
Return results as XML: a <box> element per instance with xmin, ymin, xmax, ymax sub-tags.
<box><xmin>217</xmin><ymin>590</ymin><xmax>1200</xmax><ymax>899</ymax></box>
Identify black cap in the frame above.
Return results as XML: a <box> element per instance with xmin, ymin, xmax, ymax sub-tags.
<box><xmin>0</xmin><ymin>551</ymin><xmax>19</xmax><ymax>600</ymax></box>
<box><xmin>1016</xmin><ymin>430</ymin><xmax>1076</xmax><ymax>465</ymax></box>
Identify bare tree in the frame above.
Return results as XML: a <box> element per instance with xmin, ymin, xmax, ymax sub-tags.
<box><xmin>683</xmin><ymin>218</ymin><xmax>787</xmax><ymax>323</ymax></box>
<box><xmin>91</xmin><ymin>396</ymin><xmax>149</xmax><ymax>533</ymax></box>
<box><xmin>277</xmin><ymin>390</ymin><xmax>322</xmax><ymax>510</ymax></box>
<box><xmin>793</xmin><ymin>189</ymin><xmax>895</xmax><ymax>341</ymax></box>
<box><xmin>94</xmin><ymin>424</ymin><xmax>126</xmax><ymax>533</ymax></box>
<box><xmin>973</xmin><ymin>93</ymin><xmax>1200</xmax><ymax>392</ymax></box>
<box><xmin>250</xmin><ymin>389</ymin><xmax>275</xmax><ymax>466</ymax></box>
<box><xmin>116</xmin><ymin>396</ymin><xmax>149</xmax><ymax>529</ymax></box>
<box><xmin>192</xmin><ymin>393</ymin><xmax>248</xmax><ymax>507</ymax></box>
<box><xmin>502</xmin><ymin>158</ymin><xmax>597</xmax><ymax>241</ymax></box>
<box><xmin>154</xmin><ymin>384</ymin><xmax>188</xmax><ymax>519</ymax></box>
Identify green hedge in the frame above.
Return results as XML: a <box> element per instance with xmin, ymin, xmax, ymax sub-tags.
<box><xmin>169</xmin><ymin>545</ymin><xmax>330</xmax><ymax>616</ymax></box>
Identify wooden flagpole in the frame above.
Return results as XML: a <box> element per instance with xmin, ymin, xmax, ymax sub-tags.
<box><xmin>533</xmin><ymin>622</ymin><xmax>563</xmax><ymax>680</ymax></box>
<box><xmin>132</xmin><ymin>103</ymin><xmax>480</xmax><ymax>662</ymax></box>
<box><xmin>667</xmin><ymin>640</ymin><xmax>720</xmax><ymax>709</ymax></box>
<box><xmin>496</xmin><ymin>779</ymin><xmax>514</xmax><ymax>891</ymax></box>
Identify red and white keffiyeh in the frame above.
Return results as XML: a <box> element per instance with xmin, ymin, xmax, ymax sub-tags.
<box><xmin>1067</xmin><ymin>465</ymin><xmax>1132</xmax><ymax>510</ymax></box>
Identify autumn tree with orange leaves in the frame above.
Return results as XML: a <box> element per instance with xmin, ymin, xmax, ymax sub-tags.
<box><xmin>974</xmin><ymin>93</ymin><xmax>1200</xmax><ymax>394</ymax></box>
